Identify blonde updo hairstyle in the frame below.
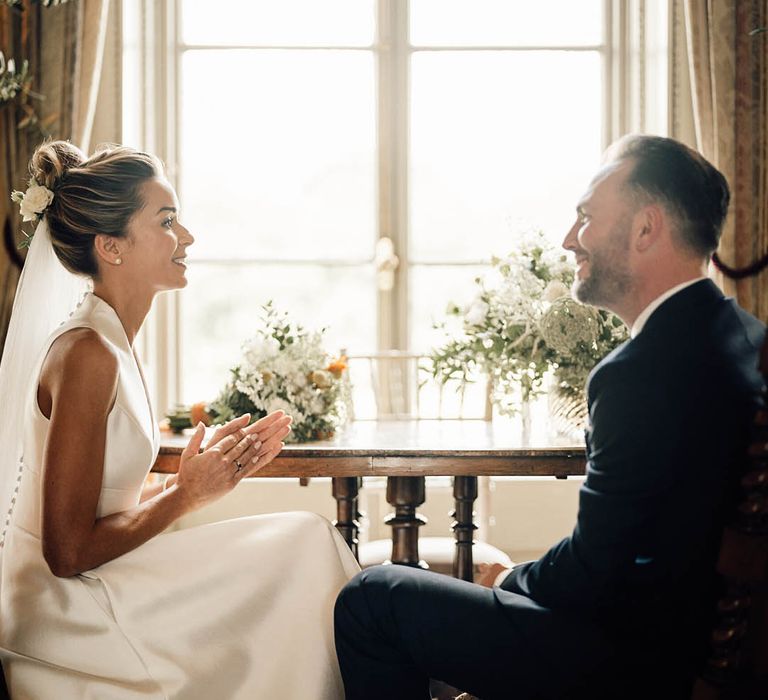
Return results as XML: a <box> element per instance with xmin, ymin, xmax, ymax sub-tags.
<box><xmin>29</xmin><ymin>140</ymin><xmax>164</xmax><ymax>277</ymax></box>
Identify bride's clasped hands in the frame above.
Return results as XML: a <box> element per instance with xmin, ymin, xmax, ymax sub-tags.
<box><xmin>170</xmin><ymin>410</ymin><xmax>293</xmax><ymax>509</ymax></box>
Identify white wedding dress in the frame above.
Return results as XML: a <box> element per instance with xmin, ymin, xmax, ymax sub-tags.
<box><xmin>0</xmin><ymin>292</ymin><xmax>360</xmax><ymax>699</ymax></box>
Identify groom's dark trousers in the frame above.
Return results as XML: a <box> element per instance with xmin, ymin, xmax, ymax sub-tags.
<box><xmin>334</xmin><ymin>280</ymin><xmax>765</xmax><ymax>700</ymax></box>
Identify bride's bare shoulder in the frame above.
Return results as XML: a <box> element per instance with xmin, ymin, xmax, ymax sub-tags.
<box><xmin>41</xmin><ymin>328</ymin><xmax>118</xmax><ymax>393</ymax></box>
<box><xmin>37</xmin><ymin>328</ymin><xmax>119</xmax><ymax>419</ymax></box>
<box><xmin>48</xmin><ymin>327</ymin><xmax>116</xmax><ymax>365</ymax></box>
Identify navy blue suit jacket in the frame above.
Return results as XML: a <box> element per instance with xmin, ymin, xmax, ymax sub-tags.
<box><xmin>498</xmin><ymin>280</ymin><xmax>764</xmax><ymax>691</ymax></box>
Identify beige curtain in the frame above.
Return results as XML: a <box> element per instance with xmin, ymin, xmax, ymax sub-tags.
<box><xmin>0</xmin><ymin>0</ymin><xmax>110</xmax><ymax>353</ymax></box>
<box><xmin>684</xmin><ymin>0</ymin><xmax>768</xmax><ymax>318</ymax></box>
<box><xmin>0</xmin><ymin>4</ymin><xmax>40</xmax><ymax>353</ymax></box>
<box><xmin>39</xmin><ymin>0</ymin><xmax>111</xmax><ymax>153</ymax></box>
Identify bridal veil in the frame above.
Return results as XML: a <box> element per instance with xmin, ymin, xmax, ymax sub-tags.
<box><xmin>0</xmin><ymin>220</ymin><xmax>89</xmax><ymax>566</ymax></box>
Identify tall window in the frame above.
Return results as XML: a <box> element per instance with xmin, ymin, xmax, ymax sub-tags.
<box><xmin>123</xmin><ymin>0</ymin><xmax>667</xmax><ymax>410</ymax></box>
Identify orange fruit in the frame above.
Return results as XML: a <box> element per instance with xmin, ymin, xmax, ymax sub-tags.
<box><xmin>190</xmin><ymin>401</ymin><xmax>212</xmax><ymax>427</ymax></box>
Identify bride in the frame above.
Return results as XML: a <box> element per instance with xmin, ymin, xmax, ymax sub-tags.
<box><xmin>0</xmin><ymin>140</ymin><xmax>360</xmax><ymax>698</ymax></box>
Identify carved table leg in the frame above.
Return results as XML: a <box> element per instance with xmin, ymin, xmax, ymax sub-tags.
<box><xmin>385</xmin><ymin>476</ymin><xmax>428</xmax><ymax>568</ymax></box>
<box><xmin>332</xmin><ymin>476</ymin><xmax>361</xmax><ymax>561</ymax></box>
<box><xmin>452</xmin><ymin>476</ymin><xmax>478</xmax><ymax>581</ymax></box>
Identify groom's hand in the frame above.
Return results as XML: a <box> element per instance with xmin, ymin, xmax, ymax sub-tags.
<box><xmin>476</xmin><ymin>563</ymin><xmax>511</xmax><ymax>588</ymax></box>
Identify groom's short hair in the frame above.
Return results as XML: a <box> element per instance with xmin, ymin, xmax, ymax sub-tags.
<box><xmin>609</xmin><ymin>134</ymin><xmax>730</xmax><ymax>257</ymax></box>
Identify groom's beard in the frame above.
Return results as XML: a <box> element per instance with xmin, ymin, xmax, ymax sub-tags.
<box><xmin>573</xmin><ymin>216</ymin><xmax>633</xmax><ymax>309</ymax></box>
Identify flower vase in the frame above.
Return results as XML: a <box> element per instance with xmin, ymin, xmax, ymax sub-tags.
<box><xmin>519</xmin><ymin>396</ymin><xmax>532</xmax><ymax>445</ymax></box>
<box><xmin>548</xmin><ymin>385</ymin><xmax>588</xmax><ymax>441</ymax></box>
<box><xmin>489</xmin><ymin>381</ymin><xmax>533</xmax><ymax>444</ymax></box>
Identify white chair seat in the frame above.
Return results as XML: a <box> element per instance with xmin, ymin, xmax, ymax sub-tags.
<box><xmin>359</xmin><ymin>536</ymin><xmax>512</xmax><ymax>580</ymax></box>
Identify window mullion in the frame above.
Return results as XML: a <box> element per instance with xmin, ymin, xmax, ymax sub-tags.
<box><xmin>377</xmin><ymin>0</ymin><xmax>409</xmax><ymax>351</ymax></box>
<box><xmin>607</xmin><ymin>0</ymin><xmax>629</xmax><ymax>143</ymax></box>
<box><xmin>607</xmin><ymin>0</ymin><xmax>670</xmax><ymax>144</ymax></box>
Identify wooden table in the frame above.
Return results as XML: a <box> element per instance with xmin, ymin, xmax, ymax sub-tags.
<box><xmin>155</xmin><ymin>420</ymin><xmax>585</xmax><ymax>581</ymax></box>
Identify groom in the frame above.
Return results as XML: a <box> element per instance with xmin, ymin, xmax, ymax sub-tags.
<box><xmin>333</xmin><ymin>135</ymin><xmax>765</xmax><ymax>700</ymax></box>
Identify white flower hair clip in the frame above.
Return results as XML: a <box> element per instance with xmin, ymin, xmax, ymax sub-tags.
<box><xmin>11</xmin><ymin>180</ymin><xmax>54</xmax><ymax>223</ymax></box>
<box><xmin>10</xmin><ymin>180</ymin><xmax>55</xmax><ymax>248</ymax></box>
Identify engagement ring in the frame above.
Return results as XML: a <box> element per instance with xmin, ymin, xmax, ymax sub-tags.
<box><xmin>234</xmin><ymin>461</ymin><xmax>243</xmax><ymax>472</ymax></box>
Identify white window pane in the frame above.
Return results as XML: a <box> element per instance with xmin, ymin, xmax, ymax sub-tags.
<box><xmin>410</xmin><ymin>0</ymin><xmax>603</xmax><ymax>46</ymax></box>
<box><xmin>181</xmin><ymin>0</ymin><xmax>375</xmax><ymax>46</ymax></box>
<box><xmin>409</xmin><ymin>264</ymin><xmax>488</xmax><ymax>353</ymax></box>
<box><xmin>181</xmin><ymin>263</ymin><xmax>376</xmax><ymax>404</ymax></box>
<box><xmin>121</xmin><ymin>1</ymin><xmax>142</xmax><ymax>148</ymax></box>
<box><xmin>410</xmin><ymin>51</ymin><xmax>602</xmax><ymax>261</ymax></box>
<box><xmin>180</xmin><ymin>50</ymin><xmax>375</xmax><ymax>262</ymax></box>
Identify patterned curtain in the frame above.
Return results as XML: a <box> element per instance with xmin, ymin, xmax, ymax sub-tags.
<box><xmin>684</xmin><ymin>0</ymin><xmax>768</xmax><ymax>318</ymax></box>
<box><xmin>0</xmin><ymin>0</ymin><xmax>110</xmax><ymax>354</ymax></box>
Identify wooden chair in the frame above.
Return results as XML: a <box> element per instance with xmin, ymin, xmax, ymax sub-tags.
<box><xmin>434</xmin><ymin>341</ymin><xmax>768</xmax><ymax>700</ymax></box>
<box><xmin>686</xmin><ymin>252</ymin><xmax>768</xmax><ymax>699</ymax></box>
<box><xmin>0</xmin><ymin>666</ymin><xmax>7</xmax><ymax>700</ymax></box>
<box><xmin>345</xmin><ymin>351</ymin><xmax>512</xmax><ymax>580</ymax></box>
<box><xmin>690</xmin><ymin>336</ymin><xmax>768</xmax><ymax>699</ymax></box>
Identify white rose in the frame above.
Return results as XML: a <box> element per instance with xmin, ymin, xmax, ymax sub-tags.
<box><xmin>465</xmin><ymin>299</ymin><xmax>489</xmax><ymax>327</ymax></box>
<box><xmin>19</xmin><ymin>184</ymin><xmax>54</xmax><ymax>222</ymax></box>
<box><xmin>543</xmin><ymin>280</ymin><xmax>570</xmax><ymax>303</ymax></box>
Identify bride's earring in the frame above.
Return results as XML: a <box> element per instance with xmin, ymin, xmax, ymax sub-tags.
<box><xmin>115</xmin><ymin>258</ymin><xmax>122</xmax><ymax>265</ymax></box>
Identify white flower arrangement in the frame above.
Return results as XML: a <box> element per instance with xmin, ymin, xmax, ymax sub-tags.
<box><xmin>430</xmin><ymin>230</ymin><xmax>627</xmax><ymax>417</ymax></box>
<box><xmin>11</xmin><ymin>180</ymin><xmax>54</xmax><ymax>222</ymax></box>
<box><xmin>206</xmin><ymin>302</ymin><xmax>351</xmax><ymax>443</ymax></box>
<box><xmin>0</xmin><ymin>52</ymin><xmax>29</xmax><ymax>104</ymax></box>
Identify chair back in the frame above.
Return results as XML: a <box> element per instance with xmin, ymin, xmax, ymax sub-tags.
<box><xmin>691</xmin><ymin>337</ymin><xmax>768</xmax><ymax>699</ymax></box>
<box><xmin>343</xmin><ymin>350</ymin><xmax>492</xmax><ymax>421</ymax></box>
